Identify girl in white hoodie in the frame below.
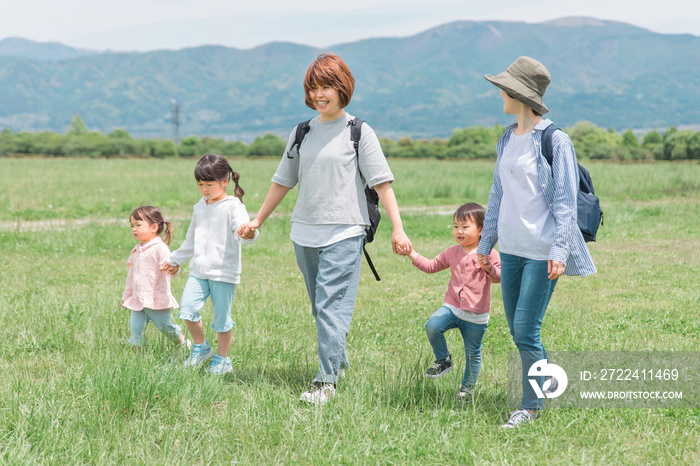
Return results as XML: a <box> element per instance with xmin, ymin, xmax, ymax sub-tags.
<box><xmin>162</xmin><ymin>154</ymin><xmax>259</xmax><ymax>375</ymax></box>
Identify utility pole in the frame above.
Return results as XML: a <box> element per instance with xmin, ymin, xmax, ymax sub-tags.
<box><xmin>171</xmin><ymin>99</ymin><xmax>180</xmax><ymax>144</ymax></box>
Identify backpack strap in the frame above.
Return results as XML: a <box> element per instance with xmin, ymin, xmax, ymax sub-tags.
<box><xmin>349</xmin><ymin>117</ymin><xmax>364</xmax><ymax>157</ymax></box>
<box><xmin>541</xmin><ymin>123</ymin><xmax>559</xmax><ymax>168</ymax></box>
<box><xmin>286</xmin><ymin>119</ymin><xmax>311</xmax><ymax>158</ymax></box>
<box><xmin>349</xmin><ymin>117</ymin><xmax>381</xmax><ymax>282</ymax></box>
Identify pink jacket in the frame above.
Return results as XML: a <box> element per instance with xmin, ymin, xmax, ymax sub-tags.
<box><xmin>122</xmin><ymin>236</ymin><xmax>179</xmax><ymax>311</ymax></box>
<box><xmin>412</xmin><ymin>246</ymin><xmax>501</xmax><ymax>313</ymax></box>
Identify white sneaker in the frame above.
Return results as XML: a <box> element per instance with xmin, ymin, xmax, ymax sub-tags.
<box><xmin>501</xmin><ymin>409</ymin><xmax>539</xmax><ymax>428</ymax></box>
<box><xmin>183</xmin><ymin>341</ymin><xmax>215</xmax><ymax>368</ymax></box>
<box><xmin>299</xmin><ymin>383</ymin><xmax>336</xmax><ymax>404</ymax></box>
<box><xmin>207</xmin><ymin>354</ymin><xmax>233</xmax><ymax>375</ymax></box>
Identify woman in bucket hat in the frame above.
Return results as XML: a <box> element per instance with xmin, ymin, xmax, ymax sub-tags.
<box><xmin>476</xmin><ymin>57</ymin><xmax>596</xmax><ymax>428</ymax></box>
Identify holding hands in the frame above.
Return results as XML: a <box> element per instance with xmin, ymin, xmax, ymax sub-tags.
<box><xmin>237</xmin><ymin>220</ymin><xmax>259</xmax><ymax>240</ymax></box>
<box><xmin>392</xmin><ymin>229</ymin><xmax>412</xmax><ymax>257</ymax></box>
<box><xmin>160</xmin><ymin>262</ymin><xmax>180</xmax><ymax>276</ymax></box>
<box><xmin>476</xmin><ymin>253</ymin><xmax>492</xmax><ymax>274</ymax></box>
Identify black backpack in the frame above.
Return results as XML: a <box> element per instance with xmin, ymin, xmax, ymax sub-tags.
<box><xmin>541</xmin><ymin>124</ymin><xmax>604</xmax><ymax>242</ymax></box>
<box><xmin>288</xmin><ymin>117</ymin><xmax>382</xmax><ymax>280</ymax></box>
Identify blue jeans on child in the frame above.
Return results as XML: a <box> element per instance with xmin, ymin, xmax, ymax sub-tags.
<box><xmin>177</xmin><ymin>275</ymin><xmax>236</xmax><ymax>332</ymax></box>
<box><xmin>129</xmin><ymin>308</ymin><xmax>182</xmax><ymax>346</ymax></box>
<box><xmin>425</xmin><ymin>305</ymin><xmax>488</xmax><ymax>388</ymax></box>
<box><xmin>293</xmin><ymin>235</ymin><xmax>364</xmax><ymax>385</ymax></box>
<box><xmin>500</xmin><ymin>252</ymin><xmax>558</xmax><ymax>410</ymax></box>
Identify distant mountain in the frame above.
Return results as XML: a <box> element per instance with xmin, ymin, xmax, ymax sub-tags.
<box><xmin>0</xmin><ymin>18</ymin><xmax>698</xmax><ymax>140</ymax></box>
<box><xmin>0</xmin><ymin>37</ymin><xmax>97</xmax><ymax>62</ymax></box>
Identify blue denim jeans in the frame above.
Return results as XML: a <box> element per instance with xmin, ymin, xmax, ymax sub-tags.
<box><xmin>294</xmin><ymin>235</ymin><xmax>364</xmax><ymax>384</ymax></box>
<box><xmin>129</xmin><ymin>308</ymin><xmax>182</xmax><ymax>347</ymax></box>
<box><xmin>425</xmin><ymin>305</ymin><xmax>488</xmax><ymax>389</ymax></box>
<box><xmin>178</xmin><ymin>275</ymin><xmax>236</xmax><ymax>332</ymax></box>
<box><xmin>500</xmin><ymin>252</ymin><xmax>558</xmax><ymax>410</ymax></box>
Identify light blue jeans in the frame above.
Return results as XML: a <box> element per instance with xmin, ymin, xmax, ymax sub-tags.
<box><xmin>500</xmin><ymin>252</ymin><xmax>558</xmax><ymax>410</ymax></box>
<box><xmin>177</xmin><ymin>275</ymin><xmax>236</xmax><ymax>332</ymax></box>
<box><xmin>129</xmin><ymin>308</ymin><xmax>182</xmax><ymax>347</ymax></box>
<box><xmin>425</xmin><ymin>305</ymin><xmax>488</xmax><ymax>389</ymax></box>
<box><xmin>294</xmin><ymin>235</ymin><xmax>364</xmax><ymax>384</ymax></box>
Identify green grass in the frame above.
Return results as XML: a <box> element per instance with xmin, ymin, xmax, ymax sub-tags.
<box><xmin>1</xmin><ymin>157</ymin><xmax>699</xmax><ymax>463</ymax></box>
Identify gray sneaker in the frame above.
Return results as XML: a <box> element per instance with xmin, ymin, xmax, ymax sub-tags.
<box><xmin>183</xmin><ymin>341</ymin><xmax>215</xmax><ymax>368</ymax></box>
<box><xmin>501</xmin><ymin>409</ymin><xmax>539</xmax><ymax>428</ymax></box>
<box><xmin>456</xmin><ymin>386</ymin><xmax>474</xmax><ymax>402</ymax></box>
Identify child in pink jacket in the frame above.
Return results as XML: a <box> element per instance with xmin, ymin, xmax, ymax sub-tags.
<box><xmin>122</xmin><ymin>206</ymin><xmax>189</xmax><ymax>349</ymax></box>
<box><xmin>408</xmin><ymin>203</ymin><xmax>501</xmax><ymax>402</ymax></box>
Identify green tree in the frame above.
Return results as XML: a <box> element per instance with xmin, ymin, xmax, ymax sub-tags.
<box><xmin>248</xmin><ymin>133</ymin><xmax>286</xmax><ymax>156</ymax></box>
<box><xmin>688</xmin><ymin>132</ymin><xmax>700</xmax><ymax>160</ymax></box>
<box><xmin>152</xmin><ymin>139</ymin><xmax>178</xmax><ymax>158</ymax></box>
<box><xmin>621</xmin><ymin>129</ymin><xmax>639</xmax><ymax>148</ymax></box>
<box><xmin>68</xmin><ymin>114</ymin><xmax>89</xmax><ymax>136</ymax></box>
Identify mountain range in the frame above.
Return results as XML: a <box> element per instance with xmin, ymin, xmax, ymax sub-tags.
<box><xmin>1</xmin><ymin>17</ymin><xmax>699</xmax><ymax>141</ymax></box>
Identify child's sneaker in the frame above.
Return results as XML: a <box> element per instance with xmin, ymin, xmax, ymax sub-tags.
<box><xmin>456</xmin><ymin>386</ymin><xmax>474</xmax><ymax>402</ymax></box>
<box><xmin>299</xmin><ymin>383</ymin><xmax>336</xmax><ymax>405</ymax></box>
<box><xmin>425</xmin><ymin>355</ymin><xmax>453</xmax><ymax>379</ymax></box>
<box><xmin>207</xmin><ymin>354</ymin><xmax>233</xmax><ymax>375</ymax></box>
<box><xmin>501</xmin><ymin>409</ymin><xmax>539</xmax><ymax>428</ymax></box>
<box><xmin>183</xmin><ymin>341</ymin><xmax>215</xmax><ymax>368</ymax></box>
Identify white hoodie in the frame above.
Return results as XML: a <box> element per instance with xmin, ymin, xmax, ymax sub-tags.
<box><xmin>168</xmin><ymin>195</ymin><xmax>259</xmax><ymax>284</ymax></box>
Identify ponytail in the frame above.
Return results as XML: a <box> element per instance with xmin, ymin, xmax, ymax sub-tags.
<box><xmin>230</xmin><ymin>168</ymin><xmax>244</xmax><ymax>201</ymax></box>
<box><xmin>162</xmin><ymin>220</ymin><xmax>173</xmax><ymax>246</ymax></box>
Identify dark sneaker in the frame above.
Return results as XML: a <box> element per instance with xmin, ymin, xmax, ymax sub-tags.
<box><xmin>425</xmin><ymin>355</ymin><xmax>453</xmax><ymax>379</ymax></box>
<box><xmin>501</xmin><ymin>409</ymin><xmax>540</xmax><ymax>428</ymax></box>
<box><xmin>456</xmin><ymin>385</ymin><xmax>474</xmax><ymax>402</ymax></box>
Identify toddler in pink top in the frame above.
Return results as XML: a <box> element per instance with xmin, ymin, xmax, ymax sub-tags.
<box><xmin>122</xmin><ymin>206</ymin><xmax>189</xmax><ymax>348</ymax></box>
<box><xmin>408</xmin><ymin>202</ymin><xmax>500</xmax><ymax>402</ymax></box>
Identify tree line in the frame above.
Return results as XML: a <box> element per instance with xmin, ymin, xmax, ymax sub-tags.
<box><xmin>1</xmin><ymin>115</ymin><xmax>699</xmax><ymax>161</ymax></box>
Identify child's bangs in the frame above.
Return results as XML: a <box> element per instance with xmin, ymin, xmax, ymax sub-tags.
<box><xmin>194</xmin><ymin>164</ymin><xmax>216</xmax><ymax>182</ymax></box>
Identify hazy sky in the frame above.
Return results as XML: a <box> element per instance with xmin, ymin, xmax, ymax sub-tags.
<box><xmin>2</xmin><ymin>0</ymin><xmax>699</xmax><ymax>51</ymax></box>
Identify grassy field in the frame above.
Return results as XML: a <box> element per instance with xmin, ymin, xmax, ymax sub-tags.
<box><xmin>1</xmin><ymin>157</ymin><xmax>699</xmax><ymax>464</ymax></box>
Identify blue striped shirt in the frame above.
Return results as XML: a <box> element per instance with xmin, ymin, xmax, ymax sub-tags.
<box><xmin>477</xmin><ymin>119</ymin><xmax>597</xmax><ymax>277</ymax></box>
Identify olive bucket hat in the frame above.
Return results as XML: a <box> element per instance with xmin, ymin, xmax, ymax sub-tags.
<box><xmin>485</xmin><ymin>56</ymin><xmax>551</xmax><ymax>115</ymax></box>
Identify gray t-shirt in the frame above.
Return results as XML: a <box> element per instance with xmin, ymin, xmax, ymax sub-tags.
<box><xmin>272</xmin><ymin>113</ymin><xmax>394</xmax><ymax>227</ymax></box>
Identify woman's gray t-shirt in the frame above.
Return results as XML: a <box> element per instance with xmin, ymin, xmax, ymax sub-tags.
<box><xmin>272</xmin><ymin>113</ymin><xmax>394</xmax><ymax>227</ymax></box>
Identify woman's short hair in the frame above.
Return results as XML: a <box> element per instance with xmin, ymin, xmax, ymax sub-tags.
<box><xmin>303</xmin><ymin>53</ymin><xmax>355</xmax><ymax>110</ymax></box>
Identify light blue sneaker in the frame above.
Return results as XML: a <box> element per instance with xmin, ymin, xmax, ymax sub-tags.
<box><xmin>183</xmin><ymin>341</ymin><xmax>215</xmax><ymax>368</ymax></box>
<box><xmin>207</xmin><ymin>354</ymin><xmax>233</xmax><ymax>375</ymax></box>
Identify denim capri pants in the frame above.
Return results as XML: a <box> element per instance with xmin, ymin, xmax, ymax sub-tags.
<box><xmin>177</xmin><ymin>275</ymin><xmax>236</xmax><ymax>332</ymax></box>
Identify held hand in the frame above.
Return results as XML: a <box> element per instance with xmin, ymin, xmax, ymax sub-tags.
<box><xmin>477</xmin><ymin>253</ymin><xmax>492</xmax><ymax>274</ymax></box>
<box><xmin>548</xmin><ymin>260</ymin><xmax>565</xmax><ymax>280</ymax></box>
<box><xmin>160</xmin><ymin>261</ymin><xmax>179</xmax><ymax>276</ymax></box>
<box><xmin>238</xmin><ymin>219</ymin><xmax>260</xmax><ymax>239</ymax></box>
<box><xmin>392</xmin><ymin>230</ymin><xmax>412</xmax><ymax>256</ymax></box>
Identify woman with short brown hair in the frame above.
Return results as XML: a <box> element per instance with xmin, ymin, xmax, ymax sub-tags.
<box><xmin>239</xmin><ymin>53</ymin><xmax>412</xmax><ymax>404</ymax></box>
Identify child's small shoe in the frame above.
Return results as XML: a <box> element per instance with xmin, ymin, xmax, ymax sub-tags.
<box><xmin>183</xmin><ymin>341</ymin><xmax>215</xmax><ymax>368</ymax></box>
<box><xmin>425</xmin><ymin>355</ymin><xmax>453</xmax><ymax>379</ymax></box>
<box><xmin>456</xmin><ymin>385</ymin><xmax>474</xmax><ymax>402</ymax></box>
<box><xmin>207</xmin><ymin>354</ymin><xmax>233</xmax><ymax>375</ymax></box>
<box><xmin>299</xmin><ymin>382</ymin><xmax>336</xmax><ymax>405</ymax></box>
